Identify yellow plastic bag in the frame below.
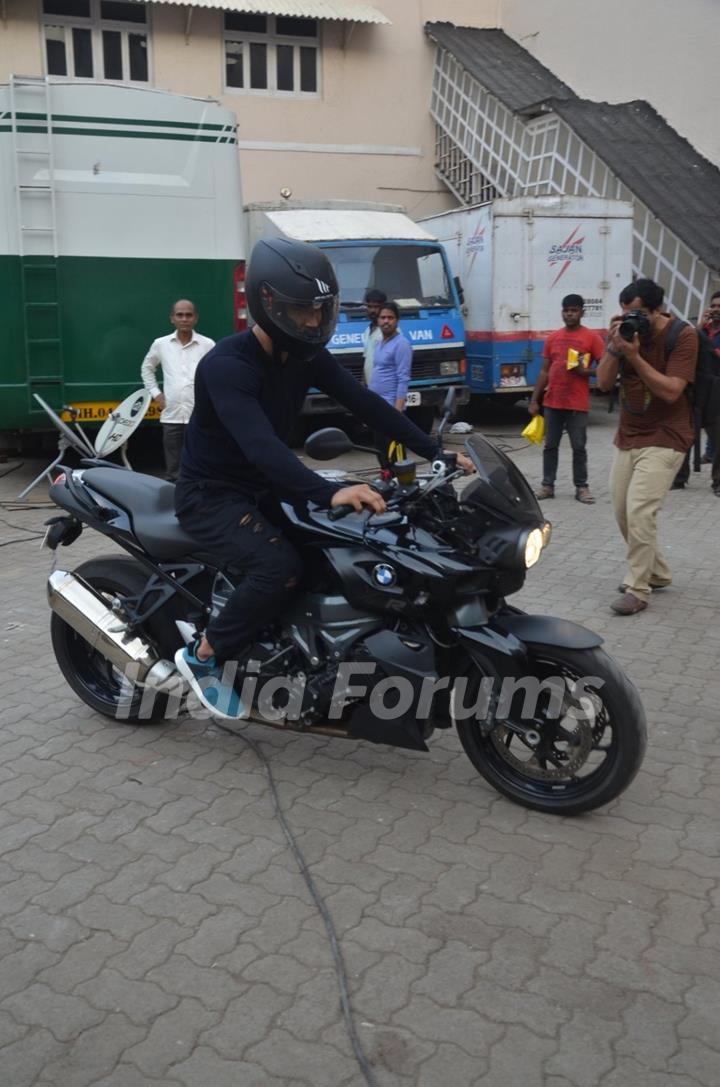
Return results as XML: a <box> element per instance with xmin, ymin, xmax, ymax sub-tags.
<box><xmin>522</xmin><ymin>414</ymin><xmax>545</xmax><ymax>445</ymax></box>
<box><xmin>566</xmin><ymin>348</ymin><xmax>590</xmax><ymax>371</ymax></box>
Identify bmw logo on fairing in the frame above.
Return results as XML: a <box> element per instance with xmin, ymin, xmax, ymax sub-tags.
<box><xmin>372</xmin><ymin>563</ymin><xmax>397</xmax><ymax>588</ymax></box>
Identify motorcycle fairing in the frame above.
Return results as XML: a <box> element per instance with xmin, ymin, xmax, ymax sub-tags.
<box><xmin>492</xmin><ymin>614</ymin><xmax>604</xmax><ymax>650</ymax></box>
<box><xmin>343</xmin><ymin>628</ymin><xmax>439</xmax><ymax>752</ymax></box>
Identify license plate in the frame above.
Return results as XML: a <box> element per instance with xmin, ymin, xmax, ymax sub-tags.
<box><xmin>405</xmin><ymin>391</ymin><xmax>421</xmax><ymax>407</ymax></box>
<box><xmin>60</xmin><ymin>401</ymin><xmax>161</xmax><ymax>423</ymax></box>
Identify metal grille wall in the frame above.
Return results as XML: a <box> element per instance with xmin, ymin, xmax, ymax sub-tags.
<box><xmin>430</xmin><ymin>47</ymin><xmax>713</xmax><ymax>320</ymax></box>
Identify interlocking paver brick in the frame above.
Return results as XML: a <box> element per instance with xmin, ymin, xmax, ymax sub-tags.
<box><xmin>482</xmin><ymin>1024</ymin><xmax>559</xmax><ymax>1087</ymax></box>
<box><xmin>170</xmin><ymin>1048</ymin><xmax>301</xmax><ymax>1087</ymax></box>
<box><xmin>79</xmin><ymin>967</ymin><xmax>181</xmax><ymax>1027</ymax></box>
<box><xmin>147</xmin><ymin>956</ymin><xmax>252</xmax><ymax>1012</ymax></box>
<box><xmin>245</xmin><ymin>1028</ymin><xmax>359</xmax><ymax>1087</ymax></box>
<box><xmin>3</xmin><ymin>406</ymin><xmax>720</xmax><ymax>1084</ymax></box>
<box><xmin>198</xmin><ymin>984</ymin><xmax>292</xmax><ymax>1058</ymax></box>
<box><xmin>2</xmin><ymin>983</ymin><xmax>105</xmax><ymax>1042</ymax></box>
<box><xmin>41</xmin><ymin>1012</ymin><xmax>146</xmax><ymax>1087</ymax></box>
<box><xmin>0</xmin><ymin>1027</ymin><xmax>67</xmax><ymax>1087</ymax></box>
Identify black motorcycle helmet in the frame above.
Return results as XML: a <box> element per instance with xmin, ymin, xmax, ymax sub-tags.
<box><xmin>246</xmin><ymin>237</ymin><xmax>340</xmax><ymax>361</ymax></box>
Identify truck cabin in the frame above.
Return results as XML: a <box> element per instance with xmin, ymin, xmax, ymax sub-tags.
<box><xmin>320</xmin><ymin>242</ymin><xmax>457</xmax><ymax>316</ymax></box>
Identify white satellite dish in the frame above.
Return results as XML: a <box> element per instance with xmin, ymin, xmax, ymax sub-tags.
<box><xmin>18</xmin><ymin>389</ymin><xmax>151</xmax><ymax>499</ymax></box>
<box><xmin>94</xmin><ymin>389</ymin><xmax>152</xmax><ymax>457</ymax></box>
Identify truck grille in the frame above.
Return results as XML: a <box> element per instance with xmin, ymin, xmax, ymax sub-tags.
<box><xmin>338</xmin><ymin>347</ymin><xmax>461</xmax><ymax>382</ymax></box>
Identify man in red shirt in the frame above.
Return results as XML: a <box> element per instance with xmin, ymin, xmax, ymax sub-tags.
<box><xmin>528</xmin><ymin>294</ymin><xmax>605</xmax><ymax>503</ymax></box>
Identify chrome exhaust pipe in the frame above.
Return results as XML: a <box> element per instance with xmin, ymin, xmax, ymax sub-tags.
<box><xmin>47</xmin><ymin>570</ymin><xmax>177</xmax><ymax>690</ymax></box>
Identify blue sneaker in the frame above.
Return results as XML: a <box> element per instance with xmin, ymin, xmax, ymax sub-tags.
<box><xmin>174</xmin><ymin>642</ymin><xmax>245</xmax><ymax>720</ymax></box>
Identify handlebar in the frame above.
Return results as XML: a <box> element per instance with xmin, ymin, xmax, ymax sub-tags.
<box><xmin>327</xmin><ymin>504</ymin><xmax>356</xmax><ymax>521</ymax></box>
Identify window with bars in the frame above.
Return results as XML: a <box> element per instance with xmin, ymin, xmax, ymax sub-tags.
<box><xmin>42</xmin><ymin>0</ymin><xmax>148</xmax><ymax>83</ymax></box>
<box><xmin>224</xmin><ymin>13</ymin><xmax>319</xmax><ymax>97</ymax></box>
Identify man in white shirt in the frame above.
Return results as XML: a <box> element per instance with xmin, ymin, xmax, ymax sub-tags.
<box><xmin>141</xmin><ymin>299</ymin><xmax>215</xmax><ymax>480</ymax></box>
<box><xmin>362</xmin><ymin>288</ymin><xmax>387</xmax><ymax>385</ymax></box>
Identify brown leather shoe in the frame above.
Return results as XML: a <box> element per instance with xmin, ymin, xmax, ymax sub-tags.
<box><xmin>610</xmin><ymin>592</ymin><xmax>648</xmax><ymax>615</ymax></box>
<box><xmin>618</xmin><ymin>581</ymin><xmax>669</xmax><ymax>593</ymax></box>
<box><xmin>534</xmin><ymin>485</ymin><xmax>555</xmax><ymax>499</ymax></box>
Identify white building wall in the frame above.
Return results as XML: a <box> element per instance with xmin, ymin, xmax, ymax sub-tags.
<box><xmin>0</xmin><ymin>0</ymin><xmax>499</xmax><ymax>219</ymax></box>
<box><xmin>501</xmin><ymin>0</ymin><xmax>720</xmax><ymax>169</ymax></box>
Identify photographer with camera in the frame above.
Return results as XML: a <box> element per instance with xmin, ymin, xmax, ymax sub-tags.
<box><xmin>596</xmin><ymin>278</ymin><xmax>697</xmax><ymax>615</ymax></box>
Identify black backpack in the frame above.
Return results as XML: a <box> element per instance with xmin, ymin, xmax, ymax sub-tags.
<box><xmin>664</xmin><ymin>319</ymin><xmax>720</xmax><ymax>431</ymax></box>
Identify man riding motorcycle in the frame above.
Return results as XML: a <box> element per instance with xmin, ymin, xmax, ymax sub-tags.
<box><xmin>174</xmin><ymin>237</ymin><xmax>473</xmax><ymax>718</ymax></box>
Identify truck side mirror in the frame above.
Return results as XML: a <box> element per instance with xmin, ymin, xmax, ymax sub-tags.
<box><xmin>453</xmin><ymin>275</ymin><xmax>465</xmax><ymax>305</ymax></box>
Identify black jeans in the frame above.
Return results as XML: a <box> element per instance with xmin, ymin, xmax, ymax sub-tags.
<box><xmin>175</xmin><ymin>480</ymin><xmax>303</xmax><ymax>661</ymax></box>
<box><xmin>542</xmin><ymin>407</ymin><xmax>589</xmax><ymax>489</ymax></box>
<box><xmin>162</xmin><ymin>423</ymin><xmax>187</xmax><ymax>482</ymax></box>
<box><xmin>674</xmin><ymin>416</ymin><xmax>720</xmax><ymax>489</ymax></box>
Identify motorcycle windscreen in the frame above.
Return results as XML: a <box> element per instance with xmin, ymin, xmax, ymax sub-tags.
<box><xmin>461</xmin><ymin>433</ymin><xmax>543</xmax><ymax>522</ymax></box>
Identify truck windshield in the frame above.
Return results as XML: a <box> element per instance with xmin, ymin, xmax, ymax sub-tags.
<box><xmin>327</xmin><ymin>244</ymin><xmax>453</xmax><ymax>310</ymax></box>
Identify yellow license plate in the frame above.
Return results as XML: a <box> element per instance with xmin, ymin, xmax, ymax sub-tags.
<box><xmin>60</xmin><ymin>401</ymin><xmax>161</xmax><ymax>423</ymax></box>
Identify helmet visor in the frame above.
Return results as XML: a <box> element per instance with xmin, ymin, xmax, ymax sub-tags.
<box><xmin>259</xmin><ymin>284</ymin><xmax>339</xmax><ymax>347</ymax></box>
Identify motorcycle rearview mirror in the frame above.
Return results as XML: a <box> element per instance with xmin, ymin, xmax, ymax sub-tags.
<box><xmin>304</xmin><ymin>427</ymin><xmax>355</xmax><ymax>461</ymax></box>
<box><xmin>436</xmin><ymin>386</ymin><xmax>459</xmax><ymax>441</ymax></box>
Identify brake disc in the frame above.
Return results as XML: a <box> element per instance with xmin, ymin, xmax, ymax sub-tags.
<box><xmin>490</xmin><ymin>717</ymin><xmax>596</xmax><ymax>779</ymax></box>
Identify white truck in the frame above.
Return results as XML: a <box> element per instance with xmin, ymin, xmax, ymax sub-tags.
<box><xmin>244</xmin><ymin>201</ymin><xmax>469</xmax><ymax>428</ymax></box>
<box><xmin>420</xmin><ymin>196</ymin><xmax>634</xmax><ymax>400</ymax></box>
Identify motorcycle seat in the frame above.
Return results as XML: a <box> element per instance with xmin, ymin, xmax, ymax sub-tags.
<box><xmin>82</xmin><ymin>468</ymin><xmax>200</xmax><ymax>560</ymax></box>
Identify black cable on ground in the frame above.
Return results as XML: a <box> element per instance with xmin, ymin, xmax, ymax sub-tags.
<box><xmin>0</xmin><ymin>535</ymin><xmax>44</xmax><ymax>548</ymax></box>
<box><xmin>0</xmin><ymin>514</ymin><xmax>49</xmax><ymax>534</ymax></box>
<box><xmin>0</xmin><ymin>462</ymin><xmax>23</xmax><ymax>481</ymax></box>
<box><xmin>215</xmin><ymin>722</ymin><xmax>380</xmax><ymax>1087</ymax></box>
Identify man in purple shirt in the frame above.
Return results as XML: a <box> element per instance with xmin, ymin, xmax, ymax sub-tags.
<box><xmin>369</xmin><ymin>302</ymin><xmax>412</xmax><ymax>409</ymax></box>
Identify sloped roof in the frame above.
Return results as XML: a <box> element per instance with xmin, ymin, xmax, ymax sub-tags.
<box><xmin>425</xmin><ymin>22</ymin><xmax>720</xmax><ymax>274</ymax></box>
<box><xmin>548</xmin><ymin>98</ymin><xmax>720</xmax><ymax>273</ymax></box>
<box><xmin>152</xmin><ymin>0</ymin><xmax>390</xmax><ymax>21</ymax></box>
<box><xmin>425</xmin><ymin>22</ymin><xmax>576</xmax><ymax>115</ymax></box>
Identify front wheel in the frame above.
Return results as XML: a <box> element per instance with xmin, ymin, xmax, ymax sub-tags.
<box><xmin>454</xmin><ymin>645</ymin><xmax>647</xmax><ymax>815</ymax></box>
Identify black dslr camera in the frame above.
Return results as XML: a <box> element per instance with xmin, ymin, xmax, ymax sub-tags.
<box><xmin>618</xmin><ymin>310</ymin><xmax>652</xmax><ymax>342</ymax></box>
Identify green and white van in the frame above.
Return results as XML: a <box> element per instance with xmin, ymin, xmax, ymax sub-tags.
<box><xmin>0</xmin><ymin>77</ymin><xmax>245</xmax><ymax>435</ymax></box>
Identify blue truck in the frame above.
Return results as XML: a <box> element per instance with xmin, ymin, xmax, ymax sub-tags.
<box><xmin>244</xmin><ymin>202</ymin><xmax>469</xmax><ymax>429</ymax></box>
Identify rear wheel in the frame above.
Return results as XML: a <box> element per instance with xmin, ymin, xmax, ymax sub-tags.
<box><xmin>454</xmin><ymin>645</ymin><xmax>647</xmax><ymax>815</ymax></box>
<box><xmin>51</xmin><ymin>558</ymin><xmax>173</xmax><ymax>723</ymax></box>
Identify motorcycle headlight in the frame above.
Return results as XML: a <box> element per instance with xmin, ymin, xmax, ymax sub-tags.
<box><xmin>477</xmin><ymin>525</ymin><xmax>547</xmax><ymax>570</ymax></box>
<box><xmin>524</xmin><ymin>527</ymin><xmax>544</xmax><ymax>569</ymax></box>
<box><xmin>541</xmin><ymin>520</ymin><xmax>552</xmax><ymax>548</ymax></box>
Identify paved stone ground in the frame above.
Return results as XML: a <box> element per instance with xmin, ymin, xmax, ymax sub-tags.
<box><xmin>1</xmin><ymin>399</ymin><xmax>720</xmax><ymax>1086</ymax></box>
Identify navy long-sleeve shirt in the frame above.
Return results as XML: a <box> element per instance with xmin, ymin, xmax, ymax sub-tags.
<box><xmin>179</xmin><ymin>330</ymin><xmax>440</xmax><ymax>506</ymax></box>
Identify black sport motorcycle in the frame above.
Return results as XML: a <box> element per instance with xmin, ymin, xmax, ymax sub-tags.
<box><xmin>43</xmin><ymin>399</ymin><xmax>646</xmax><ymax>815</ymax></box>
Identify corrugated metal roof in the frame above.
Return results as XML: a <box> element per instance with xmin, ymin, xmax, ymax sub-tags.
<box><xmin>426</xmin><ymin>22</ymin><xmax>720</xmax><ymax>274</ymax></box>
<box><xmin>425</xmin><ymin>22</ymin><xmax>576</xmax><ymax>114</ymax></box>
<box><xmin>548</xmin><ymin>98</ymin><xmax>720</xmax><ymax>274</ymax></box>
<box><xmin>258</xmin><ymin>208</ymin><xmax>437</xmax><ymax>242</ymax></box>
<box><xmin>152</xmin><ymin>0</ymin><xmax>391</xmax><ymax>23</ymax></box>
